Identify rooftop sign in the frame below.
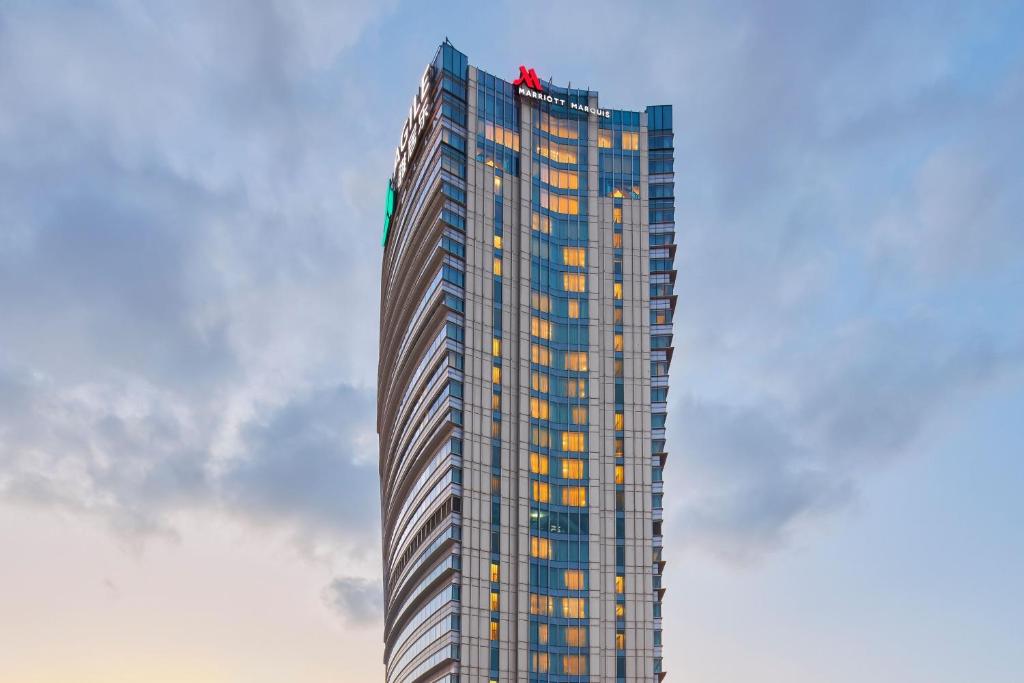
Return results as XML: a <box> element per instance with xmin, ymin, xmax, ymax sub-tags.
<box><xmin>514</xmin><ymin>64</ymin><xmax>611</xmax><ymax>119</ymax></box>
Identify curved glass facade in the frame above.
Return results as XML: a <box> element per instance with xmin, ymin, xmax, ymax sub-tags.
<box><xmin>379</xmin><ymin>41</ymin><xmax>674</xmax><ymax>682</ymax></box>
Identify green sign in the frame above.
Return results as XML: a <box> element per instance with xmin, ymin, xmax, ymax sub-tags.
<box><xmin>382</xmin><ymin>178</ymin><xmax>396</xmax><ymax>247</ymax></box>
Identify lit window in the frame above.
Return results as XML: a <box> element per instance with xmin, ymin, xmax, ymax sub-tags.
<box><xmin>494</xmin><ymin>234</ymin><xmax>503</xmax><ymax>249</ymax></box>
<box><xmin>532</xmin><ymin>481</ymin><xmax>551</xmax><ymax>504</ymax></box>
<box><xmin>615</xmin><ymin>465</ymin><xmax>624</xmax><ymax>484</ymax></box>
<box><xmin>562</xmin><ymin>654</ymin><xmax>587</xmax><ymax>675</ymax></box>
<box><xmin>615</xmin><ymin>603</ymin><xmax>625</xmax><ymax>618</ymax></box>
<box><xmin>531</xmin><ymin>291</ymin><xmax>551</xmax><ymax>313</ymax></box>
<box><xmin>531</xmin><ymin>536</ymin><xmax>552</xmax><ymax>559</ymax></box>
<box><xmin>562</xmin><ymin>486</ymin><xmax>587</xmax><ymax>507</ymax></box>
<box><xmin>536</xmin><ymin>139</ymin><xmax>578</xmax><ymax>164</ymax></box>
<box><xmin>616</xmin><ymin>630</ymin><xmax>625</xmax><ymax>650</ymax></box>
<box><xmin>614</xmin><ymin>282</ymin><xmax>623</xmax><ymax>299</ymax></box>
<box><xmin>615</xmin><ymin>412</ymin><xmax>624</xmax><ymax>431</ymax></box>
<box><xmin>492</xmin><ymin>336</ymin><xmax>501</xmax><ymax>357</ymax></box>
<box><xmin>571</xmin><ymin>406</ymin><xmax>588</xmax><ymax>425</ymax></box>
<box><xmin>561</xmin><ymin>597</ymin><xmax>586</xmax><ymax>618</ymax></box>
<box><xmin>530</xmin><ymin>453</ymin><xmax>549</xmax><ymax>475</ymax></box>
<box><xmin>493</xmin><ymin>257</ymin><xmax>502</xmax><ymax>276</ymax></box>
<box><xmin>615</xmin><ymin>438</ymin><xmax>624</xmax><ymax>458</ymax></box>
<box><xmin>539</xmin><ymin>112</ymin><xmax>579</xmax><ymax>140</ymax></box>
<box><xmin>614</xmin><ymin>359</ymin><xmax>624</xmax><ymax>376</ymax></box>
<box><xmin>565</xmin><ymin>626</ymin><xmax>587</xmax><ymax>647</ymax></box>
<box><xmin>614</xmin><ymin>334</ymin><xmax>624</xmax><ymax>352</ymax></box>
<box><xmin>531</xmin><ymin>371</ymin><xmax>549</xmax><ymax>392</ymax></box>
<box><xmin>492</xmin><ymin>393</ymin><xmax>501</xmax><ymax>409</ymax></box>
<box><xmin>530</xmin><ymin>593</ymin><xmax>554</xmax><ymax>615</ymax></box>
<box><xmin>613</xmin><ymin>207</ymin><xmax>623</xmax><ymax>224</ymax></box>
<box><xmin>562</xmin><ymin>432</ymin><xmax>585</xmax><ymax>453</ymax></box>
<box><xmin>490</xmin><ymin>562</ymin><xmax>500</xmax><ymax>582</ymax></box>
<box><xmin>537</xmin><ymin>623</ymin><xmax>549</xmax><ymax>645</ymax></box>
<box><xmin>612</xmin><ymin>232</ymin><xmax>623</xmax><ymax>248</ymax></box>
<box><xmin>613</xmin><ymin>307</ymin><xmax>623</xmax><ymax>323</ymax></box>
<box><xmin>531</xmin><ymin>213</ymin><xmax>551</xmax><ymax>234</ymax></box>
<box><xmin>494</xmin><ymin>175</ymin><xmax>502</xmax><ymax>194</ymax></box>
<box><xmin>598</xmin><ymin>129</ymin><xmax>612</xmax><ymax>148</ymax></box>
<box><xmin>540</xmin><ymin>189</ymin><xmax>579</xmax><ymax>215</ymax></box>
<box><xmin>567</xmin><ymin>299</ymin><xmax>580</xmax><ymax>318</ymax></box>
<box><xmin>491</xmin><ymin>421</ymin><xmax>501</xmax><ymax>438</ymax></box>
<box><xmin>491</xmin><ymin>475</ymin><xmax>501</xmax><ymax>493</ymax></box>
<box><xmin>485</xmin><ymin>121</ymin><xmax>521</xmax><ymax>151</ymax></box>
<box><xmin>540</xmin><ymin>165</ymin><xmax>580</xmax><ymax>190</ymax></box>
<box><xmin>530</xmin><ymin>398</ymin><xmax>549</xmax><ymax>419</ymax></box>
<box><xmin>562</xmin><ymin>247</ymin><xmax>586</xmax><ymax>267</ymax></box>
<box><xmin>566</xmin><ymin>378</ymin><xmax>587</xmax><ymax>398</ymax></box>
<box><xmin>490</xmin><ymin>620</ymin><xmax>500</xmax><ymax>640</ymax></box>
<box><xmin>532</xmin><ymin>652</ymin><xmax>549</xmax><ymax>673</ymax></box>
<box><xmin>621</xmin><ymin>131</ymin><xmax>639</xmax><ymax>151</ymax></box>
<box><xmin>492</xmin><ymin>365</ymin><xmax>502</xmax><ymax>384</ymax></box>
<box><xmin>564</xmin><ymin>570</ymin><xmax>585</xmax><ymax>591</ymax></box>
<box><xmin>565</xmin><ymin>351</ymin><xmax>588</xmax><ymax>371</ymax></box>
<box><xmin>563</xmin><ymin>273</ymin><xmax>586</xmax><ymax>293</ymax></box>
<box><xmin>531</xmin><ymin>316</ymin><xmax>552</xmax><ymax>340</ymax></box>
<box><xmin>531</xmin><ymin>344</ymin><xmax>551</xmax><ymax>366</ymax></box>
<box><xmin>531</xmin><ymin>426</ymin><xmax>550</xmax><ymax>447</ymax></box>
<box><xmin>615</xmin><ymin>574</ymin><xmax>625</xmax><ymax>593</ymax></box>
<box><xmin>562</xmin><ymin>458</ymin><xmax>584</xmax><ymax>479</ymax></box>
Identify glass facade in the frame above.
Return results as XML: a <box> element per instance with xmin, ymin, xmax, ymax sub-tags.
<box><xmin>379</xmin><ymin>41</ymin><xmax>674</xmax><ymax>682</ymax></box>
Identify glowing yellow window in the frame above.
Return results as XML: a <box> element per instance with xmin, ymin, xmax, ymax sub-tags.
<box><xmin>530</xmin><ymin>536</ymin><xmax>552</xmax><ymax>559</ymax></box>
<box><xmin>537</xmin><ymin>140</ymin><xmax>578</xmax><ymax>164</ymax></box>
<box><xmin>490</xmin><ymin>562</ymin><xmax>500</xmax><ymax>582</ymax></box>
<box><xmin>531</xmin><ymin>426</ymin><xmax>550</xmax><ymax>447</ymax></box>
<box><xmin>613</xmin><ymin>206</ymin><xmax>623</xmax><ymax>224</ymax></box>
<box><xmin>492</xmin><ymin>365</ymin><xmax>502</xmax><ymax>384</ymax></box>
<box><xmin>616</xmin><ymin>631</ymin><xmax>625</xmax><ymax>650</ymax></box>
<box><xmin>493</xmin><ymin>234</ymin><xmax>503</xmax><ymax>249</ymax></box>
<box><xmin>562</xmin><ymin>486</ymin><xmax>587</xmax><ymax>507</ymax></box>
<box><xmin>541</xmin><ymin>190</ymin><xmax>579</xmax><ymax>215</ymax></box>
<box><xmin>615</xmin><ymin>574</ymin><xmax>625</xmax><ymax>593</ymax></box>
<box><xmin>615</xmin><ymin>464</ymin><xmax>624</xmax><ymax>484</ymax></box>
<box><xmin>494</xmin><ymin>175</ymin><xmax>503</xmax><ymax>194</ymax></box>
<box><xmin>615</xmin><ymin>412</ymin><xmax>624</xmax><ymax>431</ymax></box>
<box><xmin>612</xmin><ymin>232</ymin><xmax>623</xmax><ymax>248</ymax></box>
<box><xmin>564</xmin><ymin>570</ymin><xmax>585</xmax><ymax>590</ymax></box>
<box><xmin>531</xmin><ymin>316</ymin><xmax>552</xmax><ymax>340</ymax></box>
<box><xmin>614</xmin><ymin>282</ymin><xmax>623</xmax><ymax>299</ymax></box>
<box><xmin>562</xmin><ymin>432</ymin><xmax>585</xmax><ymax>452</ymax></box>
<box><xmin>571</xmin><ymin>406</ymin><xmax>588</xmax><ymax>425</ymax></box>
<box><xmin>562</xmin><ymin>247</ymin><xmax>586</xmax><ymax>267</ymax></box>
<box><xmin>492</xmin><ymin>393</ymin><xmax>501</xmax><ymax>410</ymax></box>
<box><xmin>531</xmin><ymin>344</ymin><xmax>551</xmax><ymax>366</ymax></box>
<box><xmin>531</xmin><ymin>371</ymin><xmax>549</xmax><ymax>392</ymax></box>
<box><xmin>614</xmin><ymin>334</ymin><xmax>624</xmax><ymax>352</ymax></box>
<box><xmin>562</xmin><ymin>458</ymin><xmax>584</xmax><ymax>479</ymax></box>
<box><xmin>530</xmin><ymin>453</ymin><xmax>549</xmax><ymax>475</ymax></box>
<box><xmin>615</xmin><ymin>603</ymin><xmax>625</xmax><ymax>618</ymax></box>
<box><xmin>613</xmin><ymin>307</ymin><xmax>623</xmax><ymax>323</ymax></box>
<box><xmin>567</xmin><ymin>299</ymin><xmax>580</xmax><ymax>318</ymax></box>
<box><xmin>491</xmin><ymin>421</ymin><xmax>501</xmax><ymax>438</ymax></box>
<box><xmin>598</xmin><ymin>129</ymin><xmax>612</xmax><ymax>148</ymax></box>
<box><xmin>566</xmin><ymin>378</ymin><xmax>587</xmax><ymax>398</ymax></box>
<box><xmin>562</xmin><ymin>273</ymin><xmax>586</xmax><ymax>293</ymax></box>
<box><xmin>490</xmin><ymin>620</ymin><xmax>500</xmax><ymax>640</ymax></box>
<box><xmin>615</xmin><ymin>438</ymin><xmax>624</xmax><ymax>458</ymax></box>
<box><xmin>530</xmin><ymin>398</ymin><xmax>549</xmax><ymax>419</ymax></box>
<box><xmin>532</xmin><ymin>481</ymin><xmax>551</xmax><ymax>504</ymax></box>
<box><xmin>614</xmin><ymin>359</ymin><xmax>624</xmax><ymax>376</ymax></box>
<box><xmin>565</xmin><ymin>626</ymin><xmax>587</xmax><ymax>647</ymax></box>
<box><xmin>621</xmin><ymin>131</ymin><xmax>639</xmax><ymax>151</ymax></box>
<box><xmin>540</xmin><ymin>165</ymin><xmax>580</xmax><ymax>189</ymax></box>
<box><xmin>565</xmin><ymin>352</ymin><xmax>588</xmax><ymax>371</ymax></box>
<box><xmin>532</xmin><ymin>652</ymin><xmax>549</xmax><ymax>673</ymax></box>
<box><xmin>530</xmin><ymin>594</ymin><xmax>554</xmax><ymax>615</ymax></box>
<box><xmin>531</xmin><ymin>291</ymin><xmax>551</xmax><ymax>313</ymax></box>
<box><xmin>563</xmin><ymin>654</ymin><xmax>587</xmax><ymax>675</ymax></box>
<box><xmin>492</xmin><ymin>336</ymin><xmax>501</xmax><ymax>357</ymax></box>
<box><xmin>493</xmin><ymin>257</ymin><xmax>502</xmax><ymax>276</ymax></box>
<box><xmin>491</xmin><ymin>475</ymin><xmax>501</xmax><ymax>493</ymax></box>
<box><xmin>532</xmin><ymin>213</ymin><xmax>551</xmax><ymax>234</ymax></box>
<box><xmin>561</xmin><ymin>597</ymin><xmax>586</xmax><ymax>618</ymax></box>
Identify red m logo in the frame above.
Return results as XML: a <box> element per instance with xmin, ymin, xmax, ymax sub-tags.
<box><xmin>513</xmin><ymin>65</ymin><xmax>543</xmax><ymax>91</ymax></box>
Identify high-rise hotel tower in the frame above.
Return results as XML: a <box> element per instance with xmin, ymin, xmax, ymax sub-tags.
<box><xmin>378</xmin><ymin>41</ymin><xmax>675</xmax><ymax>683</ymax></box>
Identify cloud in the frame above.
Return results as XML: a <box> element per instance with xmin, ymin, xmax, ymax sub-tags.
<box><xmin>323</xmin><ymin>576</ymin><xmax>384</xmax><ymax>624</ymax></box>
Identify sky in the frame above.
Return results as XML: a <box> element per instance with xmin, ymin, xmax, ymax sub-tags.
<box><xmin>1</xmin><ymin>0</ymin><xmax>1022</xmax><ymax>681</ymax></box>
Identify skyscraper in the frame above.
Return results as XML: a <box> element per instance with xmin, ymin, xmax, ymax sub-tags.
<box><xmin>378</xmin><ymin>41</ymin><xmax>675</xmax><ymax>682</ymax></box>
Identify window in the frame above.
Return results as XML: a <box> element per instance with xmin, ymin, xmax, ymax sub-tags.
<box><xmin>493</xmin><ymin>257</ymin><xmax>502</xmax><ymax>276</ymax></box>
<box><xmin>490</xmin><ymin>620</ymin><xmax>499</xmax><ymax>640</ymax></box>
<box><xmin>531</xmin><ymin>344</ymin><xmax>551</xmax><ymax>366</ymax></box>
<box><xmin>531</xmin><ymin>536</ymin><xmax>553</xmax><ymax>559</ymax></box>
<box><xmin>564</xmin><ymin>570</ymin><xmax>584</xmax><ymax>590</ymax></box>
<box><xmin>598</xmin><ymin>129</ymin><xmax>612</xmax><ymax>148</ymax></box>
<box><xmin>571</xmin><ymin>406</ymin><xmax>588</xmax><ymax>425</ymax></box>
<box><xmin>531</xmin><ymin>316</ymin><xmax>553</xmax><ymax>340</ymax></box>
<box><xmin>491</xmin><ymin>562</ymin><xmax>500</xmax><ymax>582</ymax></box>
<box><xmin>614</xmin><ymin>333</ymin><xmax>624</xmax><ymax>352</ymax></box>
<box><xmin>562</xmin><ymin>458</ymin><xmax>584</xmax><ymax>479</ymax></box>
<box><xmin>615</xmin><ymin>465</ymin><xmax>624</xmax><ymax>484</ymax></box>
<box><xmin>531</xmin><ymin>213</ymin><xmax>551</xmax><ymax>234</ymax></box>
<box><xmin>530</xmin><ymin>453</ymin><xmax>549</xmax><ymax>475</ymax></box>
<box><xmin>531</xmin><ymin>291</ymin><xmax>551</xmax><ymax>313</ymax></box>
<box><xmin>492</xmin><ymin>337</ymin><xmax>501</xmax><ymax>356</ymax></box>
<box><xmin>563</xmin><ymin>655</ymin><xmax>587</xmax><ymax>675</ymax></box>
<box><xmin>530</xmin><ymin>594</ymin><xmax>554</xmax><ymax>615</ymax></box>
<box><xmin>537</xmin><ymin>624</ymin><xmax>549</xmax><ymax>645</ymax></box>
<box><xmin>540</xmin><ymin>165</ymin><xmax>580</xmax><ymax>189</ymax></box>
<box><xmin>537</xmin><ymin>139</ymin><xmax>578</xmax><ymax>164</ymax></box>
<box><xmin>492</xmin><ymin>366</ymin><xmax>501</xmax><ymax>383</ymax></box>
<box><xmin>541</xmin><ymin>190</ymin><xmax>579</xmax><ymax>215</ymax></box>
<box><xmin>612</xmin><ymin>232</ymin><xmax>623</xmax><ymax>248</ymax></box>
<box><xmin>613</xmin><ymin>307</ymin><xmax>623</xmax><ymax>323</ymax></box>
<box><xmin>531</xmin><ymin>426</ymin><xmax>550</xmax><ymax>447</ymax></box>
<box><xmin>616</xmin><ymin>631</ymin><xmax>625</xmax><ymax>650</ymax></box>
<box><xmin>532</xmin><ymin>652</ymin><xmax>549</xmax><ymax>673</ymax></box>
<box><xmin>621</xmin><ymin>130</ymin><xmax>639</xmax><ymax>150</ymax></box>
<box><xmin>561</xmin><ymin>597</ymin><xmax>586</xmax><ymax>618</ymax></box>
<box><xmin>565</xmin><ymin>351</ymin><xmax>588</xmax><ymax>371</ymax></box>
<box><xmin>538</xmin><ymin>112</ymin><xmax>579</xmax><ymax>139</ymax></box>
<box><xmin>615</xmin><ymin>603</ymin><xmax>625</xmax><ymax>618</ymax></box>
<box><xmin>615</xmin><ymin>412</ymin><xmax>624</xmax><ymax>431</ymax></box>
<box><xmin>563</xmin><ymin>273</ymin><xmax>586</xmax><ymax>292</ymax></box>
<box><xmin>567</xmin><ymin>299</ymin><xmax>580</xmax><ymax>318</ymax></box>
<box><xmin>613</xmin><ymin>207</ymin><xmax>622</xmax><ymax>224</ymax></box>
<box><xmin>615</xmin><ymin>574</ymin><xmax>625</xmax><ymax>593</ymax></box>
<box><xmin>531</xmin><ymin>371</ymin><xmax>549</xmax><ymax>392</ymax></box>
<box><xmin>562</xmin><ymin>247</ymin><xmax>586</xmax><ymax>267</ymax></box>
<box><xmin>484</xmin><ymin>121</ymin><xmax>520</xmax><ymax>151</ymax></box>
<box><xmin>566</xmin><ymin>378</ymin><xmax>587</xmax><ymax>398</ymax></box>
<box><xmin>530</xmin><ymin>398</ymin><xmax>549</xmax><ymax>419</ymax></box>
<box><xmin>493</xmin><ymin>234</ymin><xmax>503</xmax><ymax>250</ymax></box>
<box><xmin>613</xmin><ymin>282</ymin><xmax>623</xmax><ymax>299</ymax></box>
<box><xmin>562</xmin><ymin>432</ymin><xmax>585</xmax><ymax>452</ymax></box>
<box><xmin>562</xmin><ymin>486</ymin><xmax>587</xmax><ymax>507</ymax></box>
<box><xmin>532</xmin><ymin>482</ymin><xmax>550</xmax><ymax>504</ymax></box>
<box><xmin>565</xmin><ymin>626</ymin><xmax>587</xmax><ymax>647</ymax></box>
<box><xmin>491</xmin><ymin>393</ymin><xmax>501</xmax><ymax>409</ymax></box>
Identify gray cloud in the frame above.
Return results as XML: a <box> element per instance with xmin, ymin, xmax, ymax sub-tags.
<box><xmin>323</xmin><ymin>576</ymin><xmax>384</xmax><ymax>624</ymax></box>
